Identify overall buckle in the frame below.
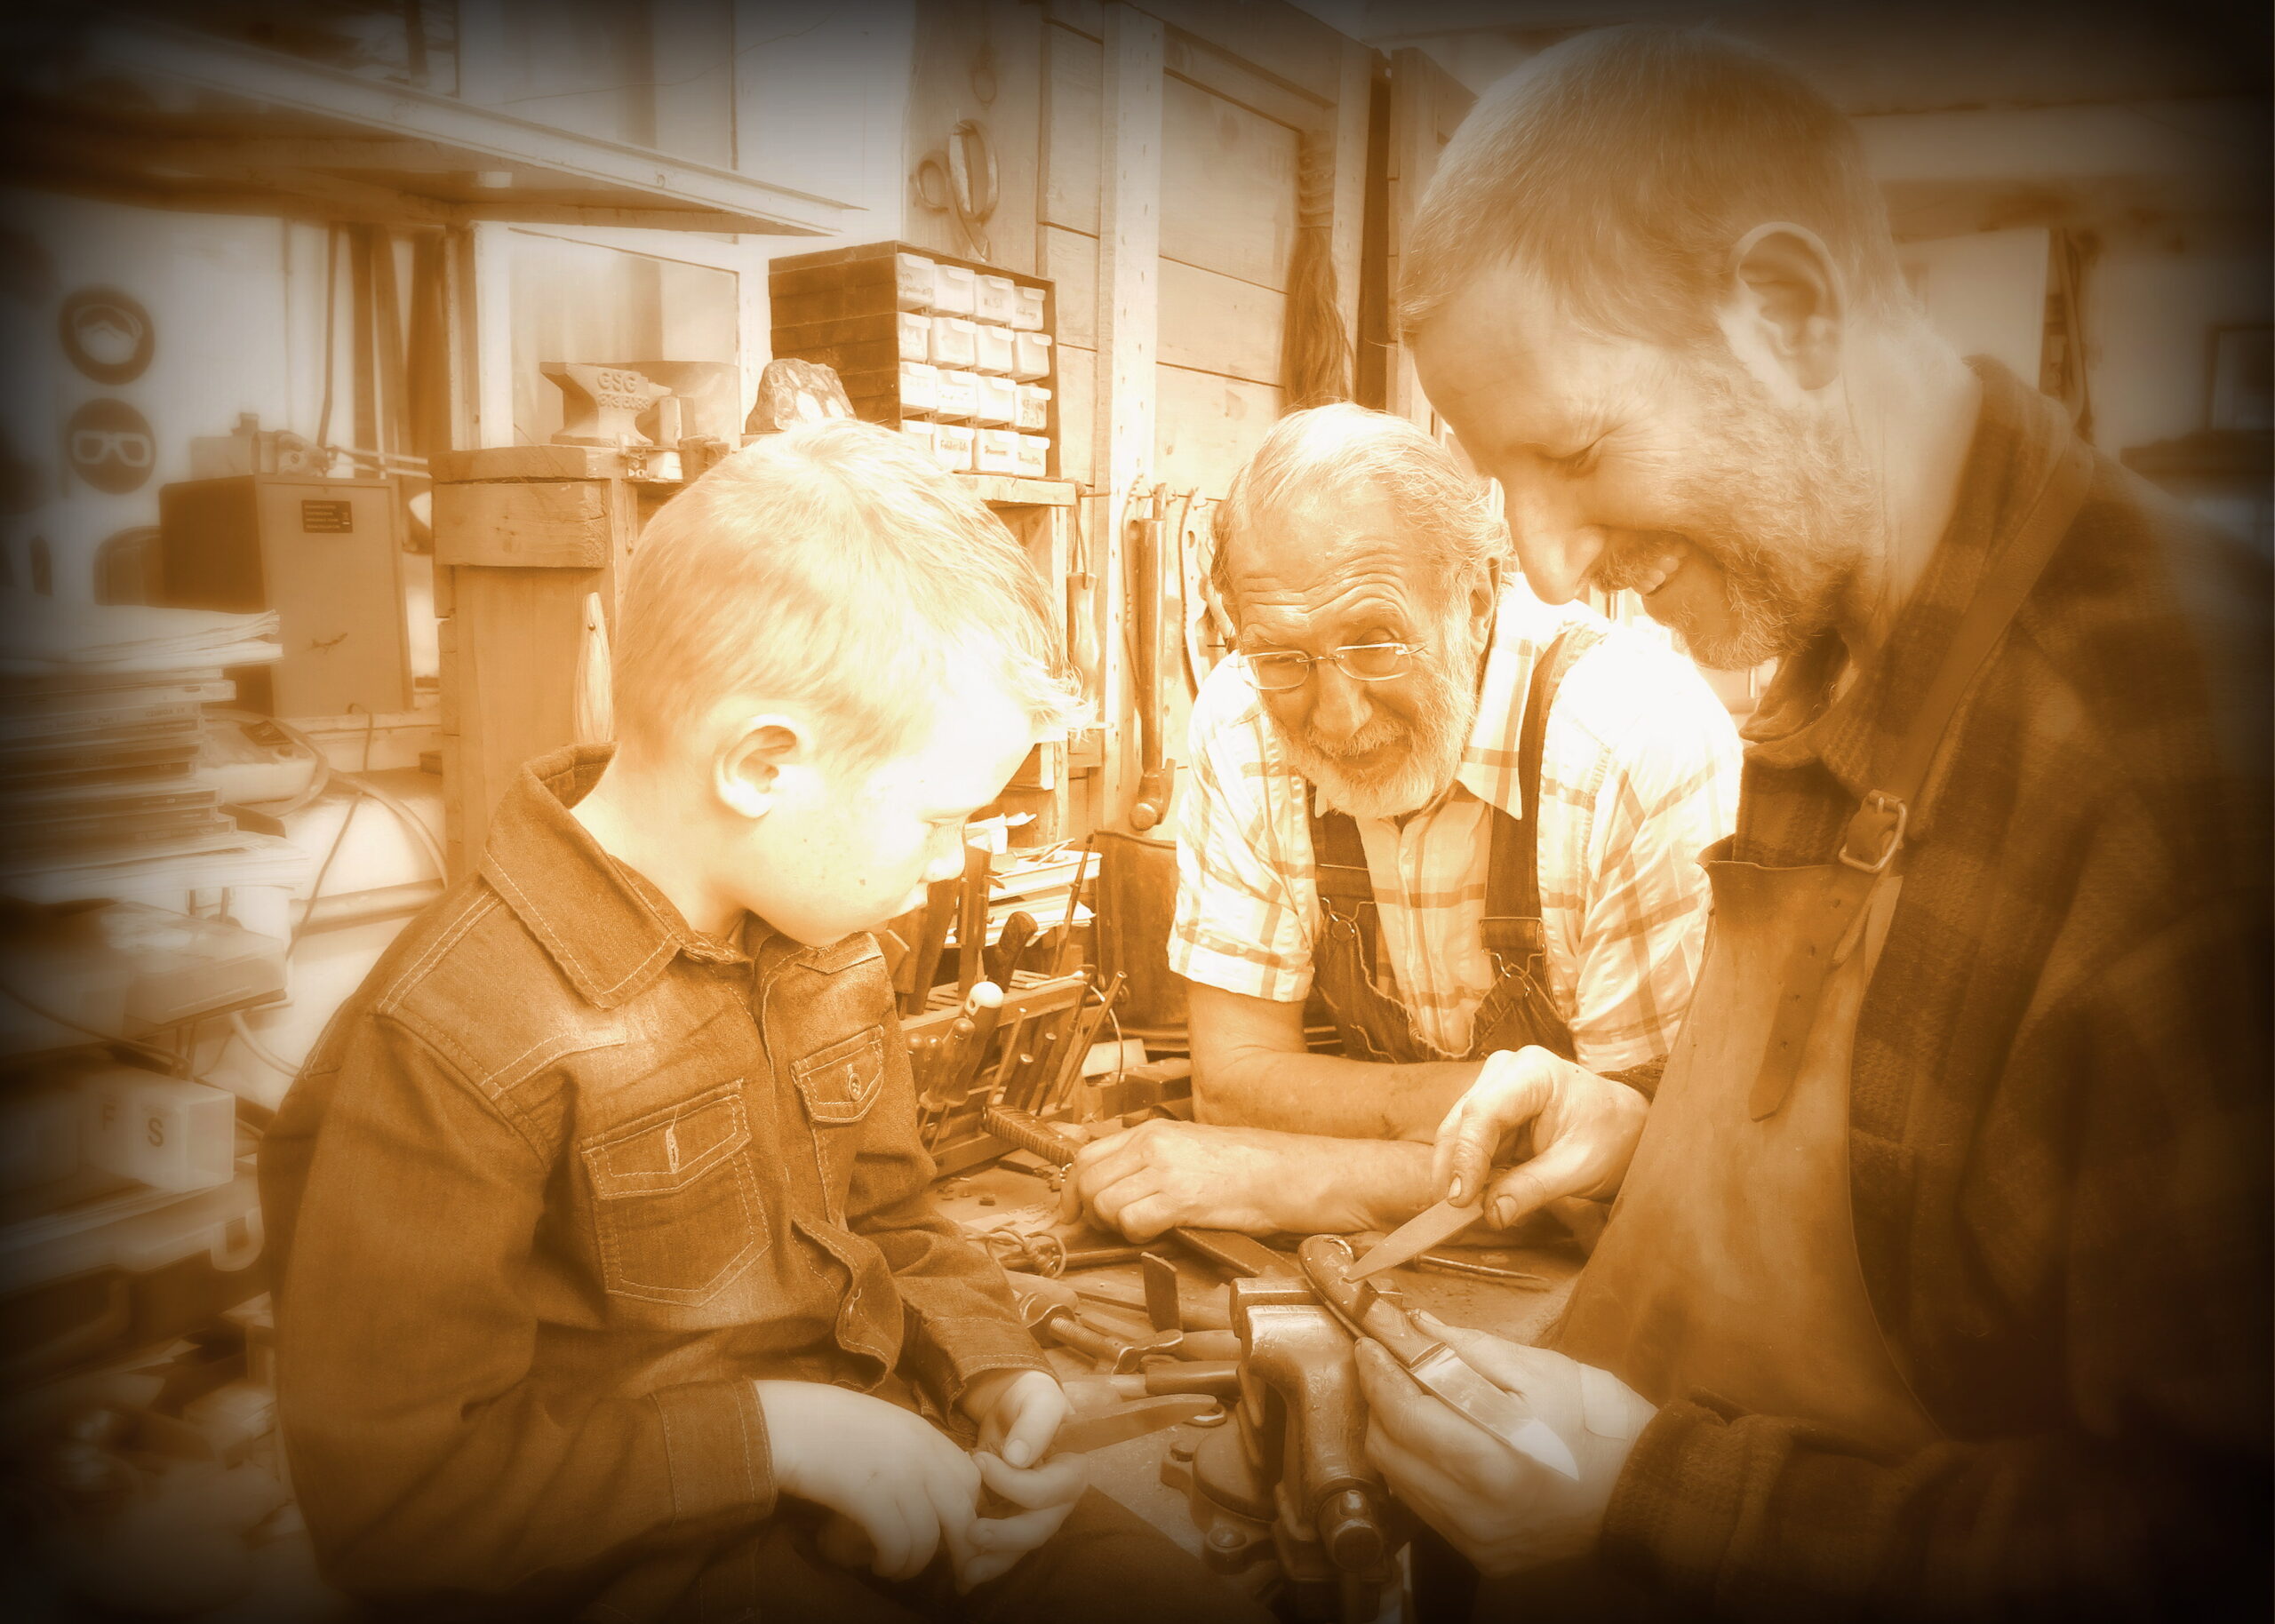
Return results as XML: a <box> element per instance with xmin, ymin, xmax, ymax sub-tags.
<box><xmin>1839</xmin><ymin>792</ymin><xmax>1909</xmax><ymax>874</ymax></box>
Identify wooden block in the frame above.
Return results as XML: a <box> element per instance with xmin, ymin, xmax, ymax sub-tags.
<box><xmin>431</xmin><ymin>445</ymin><xmax>620</xmax><ymax>482</ymax></box>
<box><xmin>435</xmin><ymin>482</ymin><xmax>611</xmax><ymax>569</ymax></box>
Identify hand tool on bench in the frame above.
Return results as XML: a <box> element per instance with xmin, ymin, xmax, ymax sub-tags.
<box><xmin>916</xmin><ymin>983</ymin><xmax>1002</xmax><ymax>1142</ymax></box>
<box><xmin>1010</xmin><ymin>1281</ymin><xmax>1146</xmax><ymax>1372</ymax></box>
<box><xmin>986</xmin><ymin>911</ymin><xmax>1039</xmax><ymax>987</ymax></box>
<box><xmin>1050</xmin><ymin>1394</ymin><xmax>1218</xmax><ymax>1456</ymax></box>
<box><xmin>901</xmin><ymin>876</ymin><xmax>958</xmax><ymax>1016</ymax></box>
<box><xmin>1172</xmin><ymin>1228</ymin><xmax>1296</xmax><ymax>1278</ymax></box>
<box><xmin>956</xmin><ymin>841</ymin><xmax>992</xmax><ymax>1000</ymax></box>
<box><xmin>1299</xmin><ymin>1234</ymin><xmax>1578</xmax><ymax>1480</ymax></box>
<box><xmin>1345</xmin><ymin>1196</ymin><xmax>1485</xmax><ymax>1283</ymax></box>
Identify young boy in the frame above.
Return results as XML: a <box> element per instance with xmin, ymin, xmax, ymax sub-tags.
<box><xmin>260</xmin><ymin>423</ymin><xmax>1266</xmax><ymax>1622</ymax></box>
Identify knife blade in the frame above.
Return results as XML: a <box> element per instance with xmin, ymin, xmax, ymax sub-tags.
<box><xmin>1298</xmin><ymin>1233</ymin><xmax>1580</xmax><ymax>1482</ymax></box>
<box><xmin>1347</xmin><ymin>1197</ymin><xmax>1484</xmax><ymax>1281</ymax></box>
<box><xmin>1406</xmin><ymin>1343</ymin><xmax>1580</xmax><ymax>1481</ymax></box>
<box><xmin>1051</xmin><ymin>1395</ymin><xmax>1216</xmax><ymax>1455</ymax></box>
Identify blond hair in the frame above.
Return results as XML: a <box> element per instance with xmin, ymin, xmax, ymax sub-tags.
<box><xmin>611</xmin><ymin>419</ymin><xmax>1075</xmax><ymax>768</ymax></box>
<box><xmin>1401</xmin><ymin>26</ymin><xmax>1911</xmax><ymax>346</ymax></box>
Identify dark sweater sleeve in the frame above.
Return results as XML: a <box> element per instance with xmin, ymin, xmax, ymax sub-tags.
<box><xmin>1597</xmin><ymin>902</ymin><xmax>2271</xmax><ymax>1620</ymax></box>
<box><xmin>265</xmin><ymin>1015</ymin><xmax>773</xmax><ymax>1601</ymax></box>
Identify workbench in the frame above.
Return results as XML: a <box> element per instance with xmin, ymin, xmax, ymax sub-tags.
<box><xmin>930</xmin><ymin>1159</ymin><xmax>1584</xmax><ymax>1568</ymax></box>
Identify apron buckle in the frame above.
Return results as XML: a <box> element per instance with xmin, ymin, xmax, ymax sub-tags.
<box><xmin>1839</xmin><ymin>792</ymin><xmax>1909</xmax><ymax>874</ymax></box>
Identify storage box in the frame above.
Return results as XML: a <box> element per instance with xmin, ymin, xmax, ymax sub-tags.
<box><xmin>973</xmin><ymin>323</ymin><xmax>1016</xmax><ymax>376</ymax></box>
<box><xmin>768</xmin><ymin>243</ymin><xmax>1057</xmax><ymax>473</ymax></box>
<box><xmin>975</xmin><ymin>429</ymin><xmax>1022</xmax><ymax>476</ymax></box>
<box><xmin>894</xmin><ymin>252</ymin><xmax>936</xmax><ymax>310</ymax></box>
<box><xmin>898</xmin><ymin>362</ymin><xmax>940</xmax><ymax>415</ymax></box>
<box><xmin>1015</xmin><ymin>385</ymin><xmax>1052</xmax><ymax>433</ymax></box>
<box><xmin>930</xmin><ymin>316</ymin><xmax>978</xmax><ymax>370</ymax></box>
<box><xmin>931</xmin><ymin>423</ymin><xmax>976</xmax><ymax>474</ymax></box>
<box><xmin>79</xmin><ymin>1071</ymin><xmax>236</xmax><ymax>1192</ymax></box>
<box><xmin>1014</xmin><ymin>434</ymin><xmax>1051</xmax><ymax>479</ymax></box>
<box><xmin>0</xmin><ymin>1086</ymin><xmax>78</xmax><ymax>1193</ymax></box>
<box><xmin>974</xmin><ymin>375</ymin><xmax>1018</xmax><ymax>428</ymax></box>
<box><xmin>976</xmin><ymin>275</ymin><xmax>1018</xmax><ymax>324</ymax></box>
<box><xmin>900</xmin><ymin>420</ymin><xmax>938</xmax><ymax>458</ymax></box>
<box><xmin>932</xmin><ymin>369</ymin><xmax>979</xmax><ymax>420</ymax></box>
<box><xmin>931</xmin><ymin>263</ymin><xmax>977</xmax><ymax>317</ymax></box>
<box><xmin>1012</xmin><ymin>331</ymin><xmax>1053</xmax><ymax>382</ymax></box>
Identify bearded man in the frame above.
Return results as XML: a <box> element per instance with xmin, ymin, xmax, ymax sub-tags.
<box><xmin>1071</xmin><ymin>402</ymin><xmax>1739</xmax><ymax>1240</ymax></box>
<box><xmin>1339</xmin><ymin>25</ymin><xmax>2271</xmax><ymax>1620</ymax></box>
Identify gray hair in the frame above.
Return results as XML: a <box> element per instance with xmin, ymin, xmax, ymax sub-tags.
<box><xmin>1400</xmin><ymin>25</ymin><xmax>1912</xmax><ymax>346</ymax></box>
<box><xmin>1212</xmin><ymin>403</ymin><xmax>1512</xmax><ymax>619</ymax></box>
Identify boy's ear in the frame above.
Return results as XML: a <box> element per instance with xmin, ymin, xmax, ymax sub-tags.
<box><xmin>714</xmin><ymin>715</ymin><xmax>807</xmax><ymax>819</ymax></box>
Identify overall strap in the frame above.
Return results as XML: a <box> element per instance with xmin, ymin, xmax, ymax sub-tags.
<box><xmin>1309</xmin><ymin>801</ymin><xmax>1373</xmax><ymax>904</ymax></box>
<box><xmin>1483</xmin><ymin>624</ymin><xmax>1608</xmax><ymax>946</ymax></box>
<box><xmin>1837</xmin><ymin>429</ymin><xmax>2095</xmax><ymax>874</ymax></box>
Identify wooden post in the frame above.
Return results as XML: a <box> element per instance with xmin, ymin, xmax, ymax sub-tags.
<box><xmin>1096</xmin><ymin>3</ymin><xmax>1162</xmax><ymax>832</ymax></box>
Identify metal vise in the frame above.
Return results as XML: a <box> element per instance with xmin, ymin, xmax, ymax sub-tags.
<box><xmin>1163</xmin><ymin>1268</ymin><xmax>1400</xmax><ymax>1622</ymax></box>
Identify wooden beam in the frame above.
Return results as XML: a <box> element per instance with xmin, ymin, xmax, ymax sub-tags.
<box><xmin>1328</xmin><ymin>41</ymin><xmax>1377</xmax><ymax>370</ymax></box>
<box><xmin>1097</xmin><ymin>3</ymin><xmax>1165</xmax><ymax>827</ymax></box>
<box><xmin>70</xmin><ymin>13</ymin><xmax>860</xmax><ymax>236</ymax></box>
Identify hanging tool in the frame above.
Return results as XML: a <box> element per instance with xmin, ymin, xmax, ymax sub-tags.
<box><xmin>1345</xmin><ymin>1195</ymin><xmax>1485</xmax><ymax>1283</ymax></box>
<box><xmin>1298</xmin><ymin>1234</ymin><xmax>1578</xmax><ymax>1481</ymax></box>
<box><xmin>1126</xmin><ymin>485</ymin><xmax>1174</xmax><ymax>831</ymax></box>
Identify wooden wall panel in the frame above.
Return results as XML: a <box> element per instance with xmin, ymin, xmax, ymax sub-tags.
<box><xmin>904</xmin><ymin>0</ymin><xmax>1048</xmax><ymax>273</ymax></box>
<box><xmin>1160</xmin><ymin>75</ymin><xmax>1297</xmax><ymax>291</ymax></box>
<box><xmin>1154</xmin><ymin>363</ymin><xmax>1280</xmax><ymax>494</ymax></box>
<box><xmin>1160</xmin><ymin>259</ymin><xmax>1283</xmax><ymax>385</ymax></box>
<box><xmin>1054</xmin><ymin>342</ymin><xmax>1098</xmax><ymax>488</ymax></box>
<box><xmin>1042</xmin><ymin>223</ymin><xmax>1099</xmax><ymax>348</ymax></box>
<box><xmin>1043</xmin><ymin>24</ymin><xmax>1103</xmax><ymax>235</ymax></box>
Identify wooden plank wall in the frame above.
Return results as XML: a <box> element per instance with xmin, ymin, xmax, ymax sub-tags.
<box><xmin>906</xmin><ymin>0</ymin><xmax>1378</xmax><ymax>836</ymax></box>
<box><xmin>1384</xmin><ymin>47</ymin><xmax>1476</xmax><ymax>431</ymax></box>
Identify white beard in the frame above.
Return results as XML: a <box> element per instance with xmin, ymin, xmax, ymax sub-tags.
<box><xmin>1269</xmin><ymin>624</ymin><xmax>1483</xmax><ymax>821</ymax></box>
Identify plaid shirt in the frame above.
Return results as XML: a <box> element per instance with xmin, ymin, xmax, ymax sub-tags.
<box><xmin>1170</xmin><ymin>585</ymin><xmax>1740</xmax><ymax>1071</ymax></box>
<box><xmin>1599</xmin><ymin>364</ymin><xmax>2273</xmax><ymax>1617</ymax></box>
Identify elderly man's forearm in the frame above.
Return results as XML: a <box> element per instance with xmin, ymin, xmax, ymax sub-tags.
<box><xmin>1193</xmin><ymin>1045</ymin><xmax>1482</xmax><ymax>1141</ymax></box>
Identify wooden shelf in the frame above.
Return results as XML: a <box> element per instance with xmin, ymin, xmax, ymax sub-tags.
<box><xmin>964</xmin><ymin>474</ymin><xmax>1079</xmax><ymax>509</ymax></box>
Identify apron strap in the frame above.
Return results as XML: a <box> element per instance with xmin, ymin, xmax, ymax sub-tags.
<box><xmin>1482</xmin><ymin>624</ymin><xmax>1606</xmax><ymax>949</ymax></box>
<box><xmin>1838</xmin><ymin>426</ymin><xmax>2095</xmax><ymax>874</ymax></box>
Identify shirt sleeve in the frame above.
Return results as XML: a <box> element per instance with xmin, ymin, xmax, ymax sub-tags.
<box><xmin>1597</xmin><ymin>896</ymin><xmax>2271</xmax><ymax>1617</ymax></box>
<box><xmin>264</xmin><ymin>1015</ymin><xmax>772</xmax><ymax>1601</ymax></box>
<box><xmin>1169</xmin><ymin>658</ymin><xmax>1319</xmax><ymax>1005</ymax></box>
<box><xmin>842</xmin><ymin>1024</ymin><xmax>1050</xmax><ymax>1411</ymax></box>
<box><xmin>1556</xmin><ymin>638</ymin><xmax>1742</xmax><ymax>1072</ymax></box>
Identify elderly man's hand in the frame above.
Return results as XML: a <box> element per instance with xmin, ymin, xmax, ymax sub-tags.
<box><xmin>1353</xmin><ymin>1311</ymin><xmax>1655</xmax><ymax>1576</ymax></box>
<box><xmin>1070</xmin><ymin>1120</ymin><xmax>1371</xmax><ymax>1243</ymax></box>
<box><xmin>1433</xmin><ymin>1047</ymin><xmax>1648</xmax><ymax>1229</ymax></box>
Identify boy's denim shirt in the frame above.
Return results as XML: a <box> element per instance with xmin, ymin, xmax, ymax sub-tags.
<box><xmin>259</xmin><ymin>745</ymin><xmax>1050</xmax><ymax>1603</ymax></box>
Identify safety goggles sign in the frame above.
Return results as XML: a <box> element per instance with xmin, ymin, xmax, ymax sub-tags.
<box><xmin>66</xmin><ymin>399</ymin><xmax>156</xmax><ymax>494</ymax></box>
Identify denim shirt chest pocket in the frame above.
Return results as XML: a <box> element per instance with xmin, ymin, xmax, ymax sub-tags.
<box><xmin>579</xmin><ymin>1079</ymin><xmax>769</xmax><ymax>1308</ymax></box>
<box><xmin>791</xmin><ymin>1027</ymin><xmax>885</xmax><ymax>1223</ymax></box>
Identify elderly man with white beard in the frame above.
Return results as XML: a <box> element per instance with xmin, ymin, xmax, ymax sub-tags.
<box><xmin>1070</xmin><ymin>402</ymin><xmax>1739</xmax><ymax>1242</ymax></box>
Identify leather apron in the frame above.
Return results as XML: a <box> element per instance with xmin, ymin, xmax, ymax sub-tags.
<box><xmin>1553</xmin><ymin>427</ymin><xmax>2092</xmax><ymax>1456</ymax></box>
<box><xmin>1310</xmin><ymin>627</ymin><xmax>1604</xmax><ymax>1065</ymax></box>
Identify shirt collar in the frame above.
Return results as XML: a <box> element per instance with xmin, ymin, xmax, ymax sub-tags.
<box><xmin>1739</xmin><ymin>357</ymin><xmax>2071</xmax><ymax>802</ymax></box>
<box><xmin>479</xmin><ymin>744</ymin><xmax>747</xmax><ymax>1010</ymax></box>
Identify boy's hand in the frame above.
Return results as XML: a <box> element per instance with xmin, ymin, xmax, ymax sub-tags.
<box><xmin>754</xmin><ymin>1381</ymin><xmax>981</xmax><ymax>1582</ymax></box>
<box><xmin>954</xmin><ymin>1367</ymin><xmax>1085</xmax><ymax>1590</ymax></box>
<box><xmin>959</xmin><ymin>1366</ymin><xmax>1067</xmax><ymax>1468</ymax></box>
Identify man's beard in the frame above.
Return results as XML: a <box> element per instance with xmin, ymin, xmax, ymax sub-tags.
<box><xmin>1271</xmin><ymin>623</ymin><xmax>1482</xmax><ymax>821</ymax></box>
<box><xmin>1598</xmin><ymin>356</ymin><xmax>1879</xmax><ymax>670</ymax></box>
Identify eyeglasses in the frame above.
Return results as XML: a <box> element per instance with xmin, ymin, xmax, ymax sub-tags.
<box><xmin>1240</xmin><ymin>642</ymin><xmax>1429</xmax><ymax>692</ymax></box>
